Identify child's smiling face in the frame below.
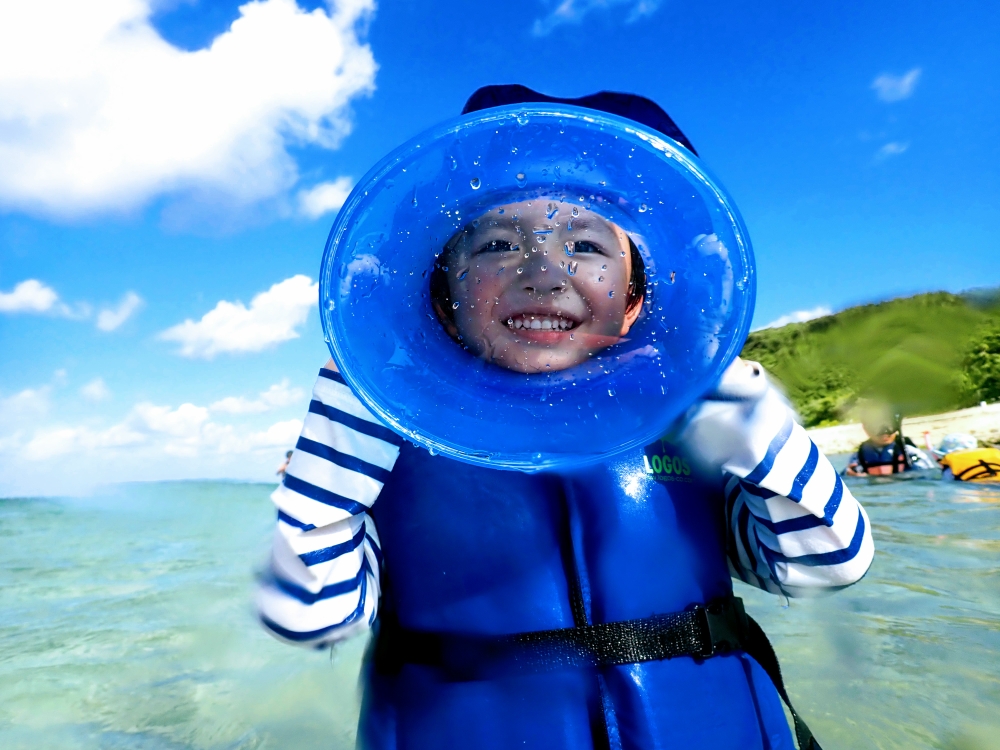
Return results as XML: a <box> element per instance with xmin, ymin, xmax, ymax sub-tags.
<box><xmin>435</xmin><ymin>200</ymin><xmax>643</xmax><ymax>374</ymax></box>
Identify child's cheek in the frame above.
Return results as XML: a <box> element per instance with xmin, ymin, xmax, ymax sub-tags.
<box><xmin>465</xmin><ymin>264</ymin><xmax>506</xmax><ymax>305</ymax></box>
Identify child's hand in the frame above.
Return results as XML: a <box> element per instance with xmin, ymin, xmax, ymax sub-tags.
<box><xmin>678</xmin><ymin>358</ymin><xmax>780</xmax><ymax>474</ymax></box>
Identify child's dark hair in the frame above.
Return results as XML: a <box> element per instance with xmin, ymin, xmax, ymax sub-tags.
<box><xmin>431</xmin><ymin>235</ymin><xmax>647</xmax><ymax>327</ymax></box>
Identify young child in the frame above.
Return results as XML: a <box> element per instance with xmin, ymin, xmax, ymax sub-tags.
<box><xmin>429</xmin><ymin>200</ymin><xmax>644</xmax><ymax>373</ymax></box>
<box><xmin>256</xmin><ymin>87</ymin><xmax>874</xmax><ymax>750</ymax></box>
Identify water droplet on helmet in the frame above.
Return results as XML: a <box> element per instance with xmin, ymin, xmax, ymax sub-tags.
<box><xmin>568</xmin><ymin>261</ymin><xmax>579</xmax><ymax>276</ymax></box>
<box><xmin>564</xmin><ymin>241</ymin><xmax>575</xmax><ymax>256</ymax></box>
<box><xmin>515</xmin><ymin>172</ymin><xmax>527</xmax><ymax>187</ymax></box>
<box><xmin>448</xmin><ymin>156</ymin><xmax>457</xmax><ymax>171</ymax></box>
<box><xmin>541</xmin><ymin>265</ymin><xmax>547</xmax><ymax>272</ymax></box>
<box><xmin>669</xmin><ymin>271</ymin><xmax>676</xmax><ymax>284</ymax></box>
<box><xmin>598</xmin><ymin>276</ymin><xmax>604</xmax><ymax>282</ymax></box>
<box><xmin>457</xmin><ymin>268</ymin><xmax>469</xmax><ymax>281</ymax></box>
<box><xmin>517</xmin><ymin>113</ymin><xmax>529</xmax><ymax>126</ymax></box>
<box><xmin>546</xmin><ymin>203</ymin><xmax>558</xmax><ymax>219</ymax></box>
<box><xmin>516</xmin><ymin>267</ymin><xmax>524</xmax><ymax>274</ymax></box>
<box><xmin>638</xmin><ymin>203</ymin><xmax>648</xmax><ymax>213</ymax></box>
<box><xmin>608</xmin><ymin>290</ymin><xmax>615</xmax><ymax>298</ymax></box>
<box><xmin>601</xmin><ymin>264</ymin><xmax>607</xmax><ymax>271</ymax></box>
<box><xmin>608</xmin><ymin>388</ymin><xmax>616</xmax><ymax>397</ymax></box>
<box><xmin>452</xmin><ymin>301</ymin><xmax>460</xmax><ymax>309</ymax></box>
<box><xmin>326</xmin><ymin>299</ymin><xmax>335</xmax><ymax>311</ymax></box>
<box><xmin>571</xmin><ymin>207</ymin><xmax>579</xmax><ymax>216</ymax></box>
<box><xmin>470</xmin><ymin>177</ymin><xmax>481</xmax><ymax>189</ymax></box>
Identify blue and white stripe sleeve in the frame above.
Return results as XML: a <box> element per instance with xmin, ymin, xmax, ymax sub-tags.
<box><xmin>256</xmin><ymin>365</ymin><xmax>402</xmax><ymax>647</ymax></box>
<box><xmin>680</xmin><ymin>360</ymin><xmax>874</xmax><ymax>597</ymax></box>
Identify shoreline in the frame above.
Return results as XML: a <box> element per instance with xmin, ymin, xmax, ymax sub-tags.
<box><xmin>806</xmin><ymin>402</ymin><xmax>1000</xmax><ymax>455</ymax></box>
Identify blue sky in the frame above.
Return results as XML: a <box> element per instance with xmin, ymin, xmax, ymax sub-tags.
<box><xmin>1</xmin><ymin>0</ymin><xmax>998</xmax><ymax>495</ymax></box>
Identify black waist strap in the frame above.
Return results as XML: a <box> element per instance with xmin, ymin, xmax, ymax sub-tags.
<box><xmin>375</xmin><ymin>595</ymin><xmax>821</xmax><ymax>750</ymax></box>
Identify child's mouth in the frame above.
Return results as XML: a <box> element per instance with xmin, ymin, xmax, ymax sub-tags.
<box><xmin>505</xmin><ymin>314</ymin><xmax>577</xmax><ymax>331</ymax></box>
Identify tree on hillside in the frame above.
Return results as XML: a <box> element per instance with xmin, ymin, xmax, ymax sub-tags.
<box><xmin>963</xmin><ymin>323</ymin><xmax>1000</xmax><ymax>404</ymax></box>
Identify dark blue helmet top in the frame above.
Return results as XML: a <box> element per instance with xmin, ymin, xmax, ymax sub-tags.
<box><xmin>462</xmin><ymin>84</ymin><xmax>697</xmax><ymax>156</ymax></box>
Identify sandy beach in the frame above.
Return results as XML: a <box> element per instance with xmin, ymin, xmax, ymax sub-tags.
<box><xmin>806</xmin><ymin>402</ymin><xmax>1000</xmax><ymax>455</ymax></box>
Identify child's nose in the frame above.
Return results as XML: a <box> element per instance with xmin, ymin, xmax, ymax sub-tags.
<box><xmin>522</xmin><ymin>280</ymin><xmax>566</xmax><ymax>295</ymax></box>
<box><xmin>519</xmin><ymin>252</ymin><xmax>565</xmax><ymax>295</ymax></box>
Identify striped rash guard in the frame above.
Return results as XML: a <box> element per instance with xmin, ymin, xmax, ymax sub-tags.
<box><xmin>256</xmin><ymin>360</ymin><xmax>874</xmax><ymax>646</ymax></box>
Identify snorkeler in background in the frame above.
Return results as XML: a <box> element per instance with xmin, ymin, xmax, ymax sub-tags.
<box><xmin>256</xmin><ymin>86</ymin><xmax>874</xmax><ymax>750</ymax></box>
<box><xmin>275</xmin><ymin>450</ymin><xmax>293</xmax><ymax>478</ymax></box>
<box><xmin>844</xmin><ymin>415</ymin><xmax>934</xmax><ymax>476</ymax></box>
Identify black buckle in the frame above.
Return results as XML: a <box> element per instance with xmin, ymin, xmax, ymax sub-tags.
<box><xmin>696</xmin><ymin>597</ymin><xmax>748</xmax><ymax>658</ymax></box>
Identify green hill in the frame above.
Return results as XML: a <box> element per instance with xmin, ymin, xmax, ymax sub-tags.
<box><xmin>740</xmin><ymin>290</ymin><xmax>1000</xmax><ymax>427</ymax></box>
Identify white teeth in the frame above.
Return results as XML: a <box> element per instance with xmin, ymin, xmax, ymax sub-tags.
<box><xmin>505</xmin><ymin>314</ymin><xmax>575</xmax><ymax>331</ymax></box>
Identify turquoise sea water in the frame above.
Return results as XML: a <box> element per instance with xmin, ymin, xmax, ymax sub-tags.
<box><xmin>2</xmin><ymin>476</ymin><xmax>999</xmax><ymax>750</ymax></box>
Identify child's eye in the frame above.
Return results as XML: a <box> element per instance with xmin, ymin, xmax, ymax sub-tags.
<box><xmin>476</xmin><ymin>239</ymin><xmax>515</xmax><ymax>254</ymax></box>
<box><xmin>573</xmin><ymin>241</ymin><xmax>604</xmax><ymax>254</ymax></box>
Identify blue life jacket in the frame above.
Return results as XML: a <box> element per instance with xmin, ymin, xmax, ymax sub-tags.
<box><xmin>856</xmin><ymin>439</ymin><xmax>915</xmax><ymax>473</ymax></box>
<box><xmin>358</xmin><ymin>439</ymin><xmax>795</xmax><ymax>750</ymax></box>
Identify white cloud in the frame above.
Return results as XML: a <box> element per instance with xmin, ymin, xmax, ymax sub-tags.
<box><xmin>875</xmin><ymin>141</ymin><xmax>909</xmax><ymax>161</ymax></box>
<box><xmin>22</xmin><ymin>422</ymin><xmax>145</xmax><ymax>461</ymax></box>
<box><xmin>210</xmin><ymin>379</ymin><xmax>305</xmax><ymax>414</ymax></box>
<box><xmin>0</xmin><ymin>279</ymin><xmax>61</xmax><ymax>313</ymax></box>
<box><xmin>0</xmin><ymin>280</ymin><xmax>142</xmax><ymax>324</ymax></box>
<box><xmin>0</xmin><ymin>384</ymin><xmax>305</xmax><ymax>494</ymax></box>
<box><xmin>298</xmin><ymin>176</ymin><xmax>354</xmax><ymax>218</ymax></box>
<box><xmin>97</xmin><ymin>291</ymin><xmax>143</xmax><ymax>331</ymax></box>
<box><xmin>245</xmin><ymin>419</ymin><xmax>303</xmax><ymax>450</ymax></box>
<box><xmin>80</xmin><ymin>378</ymin><xmax>111</xmax><ymax>402</ymax></box>
<box><xmin>0</xmin><ymin>386</ymin><xmax>51</xmax><ymax>421</ymax></box>
<box><xmin>11</xmin><ymin>398</ymin><xmax>301</xmax><ymax>462</ymax></box>
<box><xmin>757</xmin><ymin>306</ymin><xmax>832</xmax><ymax>331</ymax></box>
<box><xmin>0</xmin><ymin>0</ymin><xmax>377</xmax><ymax>219</ymax></box>
<box><xmin>532</xmin><ymin>0</ymin><xmax>660</xmax><ymax>35</ymax></box>
<box><xmin>872</xmin><ymin>68</ymin><xmax>921</xmax><ymax>102</ymax></box>
<box><xmin>133</xmin><ymin>402</ymin><xmax>210</xmax><ymax>438</ymax></box>
<box><xmin>159</xmin><ymin>275</ymin><xmax>318</xmax><ymax>358</ymax></box>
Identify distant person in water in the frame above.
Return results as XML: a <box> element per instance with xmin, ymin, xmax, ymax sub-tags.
<box><xmin>276</xmin><ymin>450</ymin><xmax>293</xmax><ymax>478</ymax></box>
<box><xmin>844</xmin><ymin>417</ymin><xmax>934</xmax><ymax>476</ymax></box>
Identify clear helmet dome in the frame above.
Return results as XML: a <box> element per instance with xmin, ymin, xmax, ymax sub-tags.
<box><xmin>320</xmin><ymin>104</ymin><xmax>755</xmax><ymax>470</ymax></box>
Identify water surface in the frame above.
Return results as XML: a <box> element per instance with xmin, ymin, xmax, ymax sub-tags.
<box><xmin>1</xmin><ymin>477</ymin><xmax>998</xmax><ymax>749</ymax></box>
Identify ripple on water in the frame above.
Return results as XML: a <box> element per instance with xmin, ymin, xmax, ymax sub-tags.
<box><xmin>2</xmin><ymin>479</ymin><xmax>1000</xmax><ymax>749</ymax></box>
